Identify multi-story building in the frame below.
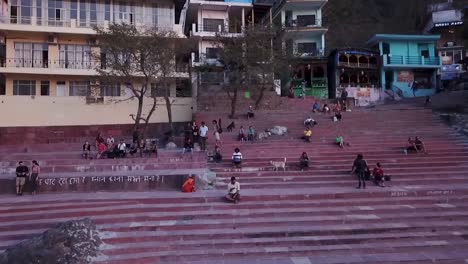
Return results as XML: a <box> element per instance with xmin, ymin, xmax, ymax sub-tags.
<box><xmin>423</xmin><ymin>0</ymin><xmax>466</xmax><ymax>84</ymax></box>
<box><xmin>327</xmin><ymin>48</ymin><xmax>381</xmax><ymax>106</ymax></box>
<box><xmin>270</xmin><ymin>0</ymin><xmax>328</xmax><ymax>98</ymax></box>
<box><xmin>184</xmin><ymin>0</ymin><xmax>254</xmax><ymax>103</ymax></box>
<box><xmin>0</xmin><ymin>0</ymin><xmax>192</xmax><ymax>143</ymax></box>
<box><xmin>367</xmin><ymin>34</ymin><xmax>441</xmax><ymax>98</ymax></box>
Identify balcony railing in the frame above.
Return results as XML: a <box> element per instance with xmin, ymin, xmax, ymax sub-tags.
<box><xmin>384</xmin><ymin>55</ymin><xmax>441</xmax><ymax>67</ymax></box>
<box><xmin>192</xmin><ymin>23</ymin><xmax>243</xmax><ymax>35</ymax></box>
<box><xmin>0</xmin><ymin>58</ymin><xmax>101</xmax><ymax>69</ymax></box>
<box><xmin>293</xmin><ymin>49</ymin><xmax>325</xmax><ymax>58</ymax></box>
<box><xmin>192</xmin><ymin>53</ymin><xmax>223</xmax><ymax>67</ymax></box>
<box><xmin>284</xmin><ymin>19</ymin><xmax>323</xmax><ymax>29</ymax></box>
<box><xmin>338</xmin><ymin>61</ymin><xmax>379</xmax><ymax>69</ymax></box>
<box><xmin>0</xmin><ymin>14</ymin><xmax>174</xmax><ymax>31</ymax></box>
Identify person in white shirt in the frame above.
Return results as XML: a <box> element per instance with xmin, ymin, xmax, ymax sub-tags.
<box><xmin>304</xmin><ymin>117</ymin><xmax>317</xmax><ymax>128</ymax></box>
<box><xmin>199</xmin><ymin>122</ymin><xmax>209</xmax><ymax>151</ymax></box>
<box><xmin>116</xmin><ymin>139</ymin><xmax>126</xmax><ymax>158</ymax></box>
<box><xmin>232</xmin><ymin>148</ymin><xmax>243</xmax><ymax>168</ymax></box>
<box><xmin>106</xmin><ymin>135</ymin><xmax>115</xmax><ymax>149</ymax></box>
<box><xmin>225</xmin><ymin>176</ymin><xmax>240</xmax><ymax>203</ymax></box>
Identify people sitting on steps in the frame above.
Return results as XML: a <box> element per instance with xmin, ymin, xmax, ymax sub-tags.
<box><xmin>333</xmin><ymin>111</ymin><xmax>342</xmax><ymax>122</ymax></box>
<box><xmin>208</xmin><ymin>145</ymin><xmax>223</xmax><ymax>163</ymax></box>
<box><xmin>302</xmin><ymin>128</ymin><xmax>312</xmax><ymax>142</ymax></box>
<box><xmin>238</xmin><ymin>126</ymin><xmax>246</xmax><ymax>141</ymax></box>
<box><xmin>116</xmin><ymin>139</ymin><xmax>126</xmax><ymax>158</ymax></box>
<box><xmin>304</xmin><ymin>117</ymin><xmax>317</xmax><ymax>128</ymax></box>
<box><xmin>299</xmin><ymin>152</ymin><xmax>309</xmax><ymax>171</ymax></box>
<box><xmin>322</xmin><ymin>104</ymin><xmax>331</xmax><ymax>114</ymax></box>
<box><xmin>312</xmin><ymin>101</ymin><xmax>321</xmax><ymax>113</ymax></box>
<box><xmin>181</xmin><ymin>175</ymin><xmax>195</xmax><ymax>193</ymax></box>
<box><xmin>247</xmin><ymin>126</ymin><xmax>256</xmax><ymax>142</ymax></box>
<box><xmin>372</xmin><ymin>163</ymin><xmax>385</xmax><ymax>187</ymax></box>
<box><xmin>96</xmin><ymin>141</ymin><xmax>107</xmax><ymax>159</ymax></box>
<box><xmin>247</xmin><ymin>105</ymin><xmax>255</xmax><ymax>119</ymax></box>
<box><xmin>82</xmin><ymin>141</ymin><xmax>91</xmax><ymax>159</ymax></box>
<box><xmin>404</xmin><ymin>136</ymin><xmax>427</xmax><ymax>154</ymax></box>
<box><xmin>232</xmin><ymin>148</ymin><xmax>243</xmax><ymax>168</ymax></box>
<box><xmin>336</xmin><ymin>136</ymin><xmax>345</xmax><ymax>148</ymax></box>
<box><xmin>225</xmin><ymin>176</ymin><xmax>241</xmax><ymax>203</ymax></box>
<box><xmin>183</xmin><ymin>137</ymin><xmax>194</xmax><ymax>154</ymax></box>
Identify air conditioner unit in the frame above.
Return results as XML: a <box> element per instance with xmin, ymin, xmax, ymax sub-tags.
<box><xmin>47</xmin><ymin>35</ymin><xmax>58</xmax><ymax>44</ymax></box>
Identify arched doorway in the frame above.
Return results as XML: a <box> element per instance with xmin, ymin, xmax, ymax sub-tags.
<box><xmin>340</xmin><ymin>73</ymin><xmax>349</xmax><ymax>85</ymax></box>
<box><xmin>350</xmin><ymin>74</ymin><xmax>358</xmax><ymax>85</ymax></box>
<box><xmin>358</xmin><ymin>56</ymin><xmax>369</xmax><ymax>66</ymax></box>
<box><xmin>339</xmin><ymin>54</ymin><xmax>348</xmax><ymax>64</ymax></box>
<box><xmin>349</xmin><ymin>55</ymin><xmax>358</xmax><ymax>65</ymax></box>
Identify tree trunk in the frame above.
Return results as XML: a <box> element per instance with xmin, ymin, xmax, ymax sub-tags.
<box><xmin>133</xmin><ymin>95</ymin><xmax>144</xmax><ymax>132</ymax></box>
<box><xmin>164</xmin><ymin>96</ymin><xmax>173</xmax><ymax>130</ymax></box>
<box><xmin>229</xmin><ymin>87</ymin><xmax>238</xmax><ymax>118</ymax></box>
<box><xmin>143</xmin><ymin>96</ymin><xmax>158</xmax><ymax>138</ymax></box>
<box><xmin>254</xmin><ymin>84</ymin><xmax>267</xmax><ymax>110</ymax></box>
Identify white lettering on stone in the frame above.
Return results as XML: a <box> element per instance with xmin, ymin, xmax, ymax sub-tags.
<box><xmin>391</xmin><ymin>191</ymin><xmax>408</xmax><ymax>197</ymax></box>
<box><xmin>127</xmin><ymin>176</ymin><xmax>141</xmax><ymax>183</ymax></box>
<box><xmin>58</xmin><ymin>178</ymin><xmax>67</xmax><ymax>186</ymax></box>
<box><xmin>44</xmin><ymin>178</ymin><xmax>56</xmax><ymax>186</ymax></box>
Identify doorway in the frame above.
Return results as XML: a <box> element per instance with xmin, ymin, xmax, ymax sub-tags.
<box><xmin>56</xmin><ymin>81</ymin><xmax>66</xmax><ymax>96</ymax></box>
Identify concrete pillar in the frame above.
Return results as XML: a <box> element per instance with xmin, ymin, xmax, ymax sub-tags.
<box><xmin>241</xmin><ymin>8</ymin><xmax>245</xmax><ymax>27</ymax></box>
<box><xmin>281</xmin><ymin>10</ymin><xmax>285</xmax><ymax>27</ymax></box>
<box><xmin>192</xmin><ymin>23</ymin><xmax>196</xmax><ymax>33</ymax></box>
<box><xmin>251</xmin><ymin>9</ymin><xmax>254</xmax><ymax>25</ymax></box>
<box><xmin>321</xmin><ymin>34</ymin><xmax>325</xmax><ymax>54</ymax></box>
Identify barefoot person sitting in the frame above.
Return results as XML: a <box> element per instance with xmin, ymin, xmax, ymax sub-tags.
<box><xmin>225</xmin><ymin>176</ymin><xmax>240</xmax><ymax>203</ymax></box>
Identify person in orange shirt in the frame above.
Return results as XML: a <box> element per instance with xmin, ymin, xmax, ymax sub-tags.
<box><xmin>181</xmin><ymin>175</ymin><xmax>195</xmax><ymax>193</ymax></box>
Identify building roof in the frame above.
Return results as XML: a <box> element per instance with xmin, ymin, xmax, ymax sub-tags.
<box><xmin>366</xmin><ymin>34</ymin><xmax>441</xmax><ymax>45</ymax></box>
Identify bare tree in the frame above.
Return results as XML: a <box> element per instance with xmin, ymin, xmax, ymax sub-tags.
<box><xmin>94</xmin><ymin>24</ymin><xmax>186</xmax><ymax>135</ymax></box>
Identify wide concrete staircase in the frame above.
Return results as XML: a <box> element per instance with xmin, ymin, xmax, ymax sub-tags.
<box><xmin>1</xmin><ymin>97</ymin><xmax>468</xmax><ymax>264</ymax></box>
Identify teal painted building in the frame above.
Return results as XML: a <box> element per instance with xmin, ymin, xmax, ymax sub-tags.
<box><xmin>367</xmin><ymin>34</ymin><xmax>442</xmax><ymax>98</ymax></box>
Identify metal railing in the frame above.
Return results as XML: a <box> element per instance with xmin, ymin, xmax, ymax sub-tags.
<box><xmin>284</xmin><ymin>19</ymin><xmax>323</xmax><ymax>29</ymax></box>
<box><xmin>385</xmin><ymin>55</ymin><xmax>441</xmax><ymax>66</ymax></box>
<box><xmin>192</xmin><ymin>53</ymin><xmax>223</xmax><ymax>67</ymax></box>
<box><xmin>0</xmin><ymin>14</ymin><xmax>174</xmax><ymax>31</ymax></box>
<box><xmin>0</xmin><ymin>58</ymin><xmax>101</xmax><ymax>69</ymax></box>
<box><xmin>293</xmin><ymin>49</ymin><xmax>325</xmax><ymax>58</ymax></box>
<box><xmin>195</xmin><ymin>24</ymin><xmax>243</xmax><ymax>34</ymax></box>
<box><xmin>338</xmin><ymin>61</ymin><xmax>379</xmax><ymax>69</ymax></box>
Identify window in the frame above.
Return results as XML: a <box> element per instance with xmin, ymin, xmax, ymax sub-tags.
<box><xmin>100</xmin><ymin>82</ymin><xmax>121</xmax><ymax>96</ymax></box>
<box><xmin>69</xmin><ymin>81</ymin><xmax>90</xmax><ymax>96</ymax></box>
<box><xmin>296</xmin><ymin>15</ymin><xmax>316</xmax><ymax>27</ymax></box>
<box><xmin>10</xmin><ymin>0</ymin><xmax>32</xmax><ymax>24</ymax></box>
<box><xmin>36</xmin><ymin>0</ymin><xmax>43</xmax><ymax>25</ymax></box>
<box><xmin>70</xmin><ymin>0</ymin><xmax>78</xmax><ymax>19</ymax></box>
<box><xmin>203</xmin><ymin>19</ymin><xmax>224</xmax><ymax>32</ymax></box>
<box><xmin>59</xmin><ymin>44</ymin><xmax>91</xmax><ymax>69</ymax></box>
<box><xmin>297</xmin><ymin>42</ymin><xmax>317</xmax><ymax>54</ymax></box>
<box><xmin>40</xmin><ymin>81</ymin><xmax>50</xmax><ymax>96</ymax></box>
<box><xmin>206</xmin><ymin>48</ymin><xmax>221</xmax><ymax>59</ymax></box>
<box><xmin>79</xmin><ymin>0</ymin><xmax>87</xmax><ymax>26</ymax></box>
<box><xmin>176</xmin><ymin>79</ymin><xmax>191</xmax><ymax>97</ymax></box>
<box><xmin>14</xmin><ymin>42</ymin><xmax>48</xmax><ymax>68</ymax></box>
<box><xmin>13</xmin><ymin>80</ymin><xmax>36</xmax><ymax>95</ymax></box>
<box><xmin>104</xmin><ymin>0</ymin><xmax>111</xmax><ymax>21</ymax></box>
<box><xmin>151</xmin><ymin>83</ymin><xmax>166</xmax><ymax>97</ymax></box>
<box><xmin>47</xmin><ymin>0</ymin><xmax>64</xmax><ymax>25</ymax></box>
<box><xmin>90</xmin><ymin>0</ymin><xmax>97</xmax><ymax>25</ymax></box>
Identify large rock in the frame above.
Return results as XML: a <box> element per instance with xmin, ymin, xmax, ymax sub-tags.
<box><xmin>268</xmin><ymin>126</ymin><xmax>288</xmax><ymax>136</ymax></box>
<box><xmin>195</xmin><ymin>170</ymin><xmax>217</xmax><ymax>190</ymax></box>
<box><xmin>165</xmin><ymin>142</ymin><xmax>177</xmax><ymax>150</ymax></box>
<box><xmin>0</xmin><ymin>218</ymin><xmax>101</xmax><ymax>264</ymax></box>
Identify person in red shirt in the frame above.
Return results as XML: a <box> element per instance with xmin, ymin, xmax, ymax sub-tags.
<box><xmin>181</xmin><ymin>175</ymin><xmax>195</xmax><ymax>193</ymax></box>
<box><xmin>372</xmin><ymin>163</ymin><xmax>385</xmax><ymax>187</ymax></box>
<box><xmin>97</xmin><ymin>142</ymin><xmax>107</xmax><ymax>159</ymax></box>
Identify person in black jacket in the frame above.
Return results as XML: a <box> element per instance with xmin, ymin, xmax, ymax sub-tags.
<box><xmin>351</xmin><ymin>154</ymin><xmax>369</xmax><ymax>189</ymax></box>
